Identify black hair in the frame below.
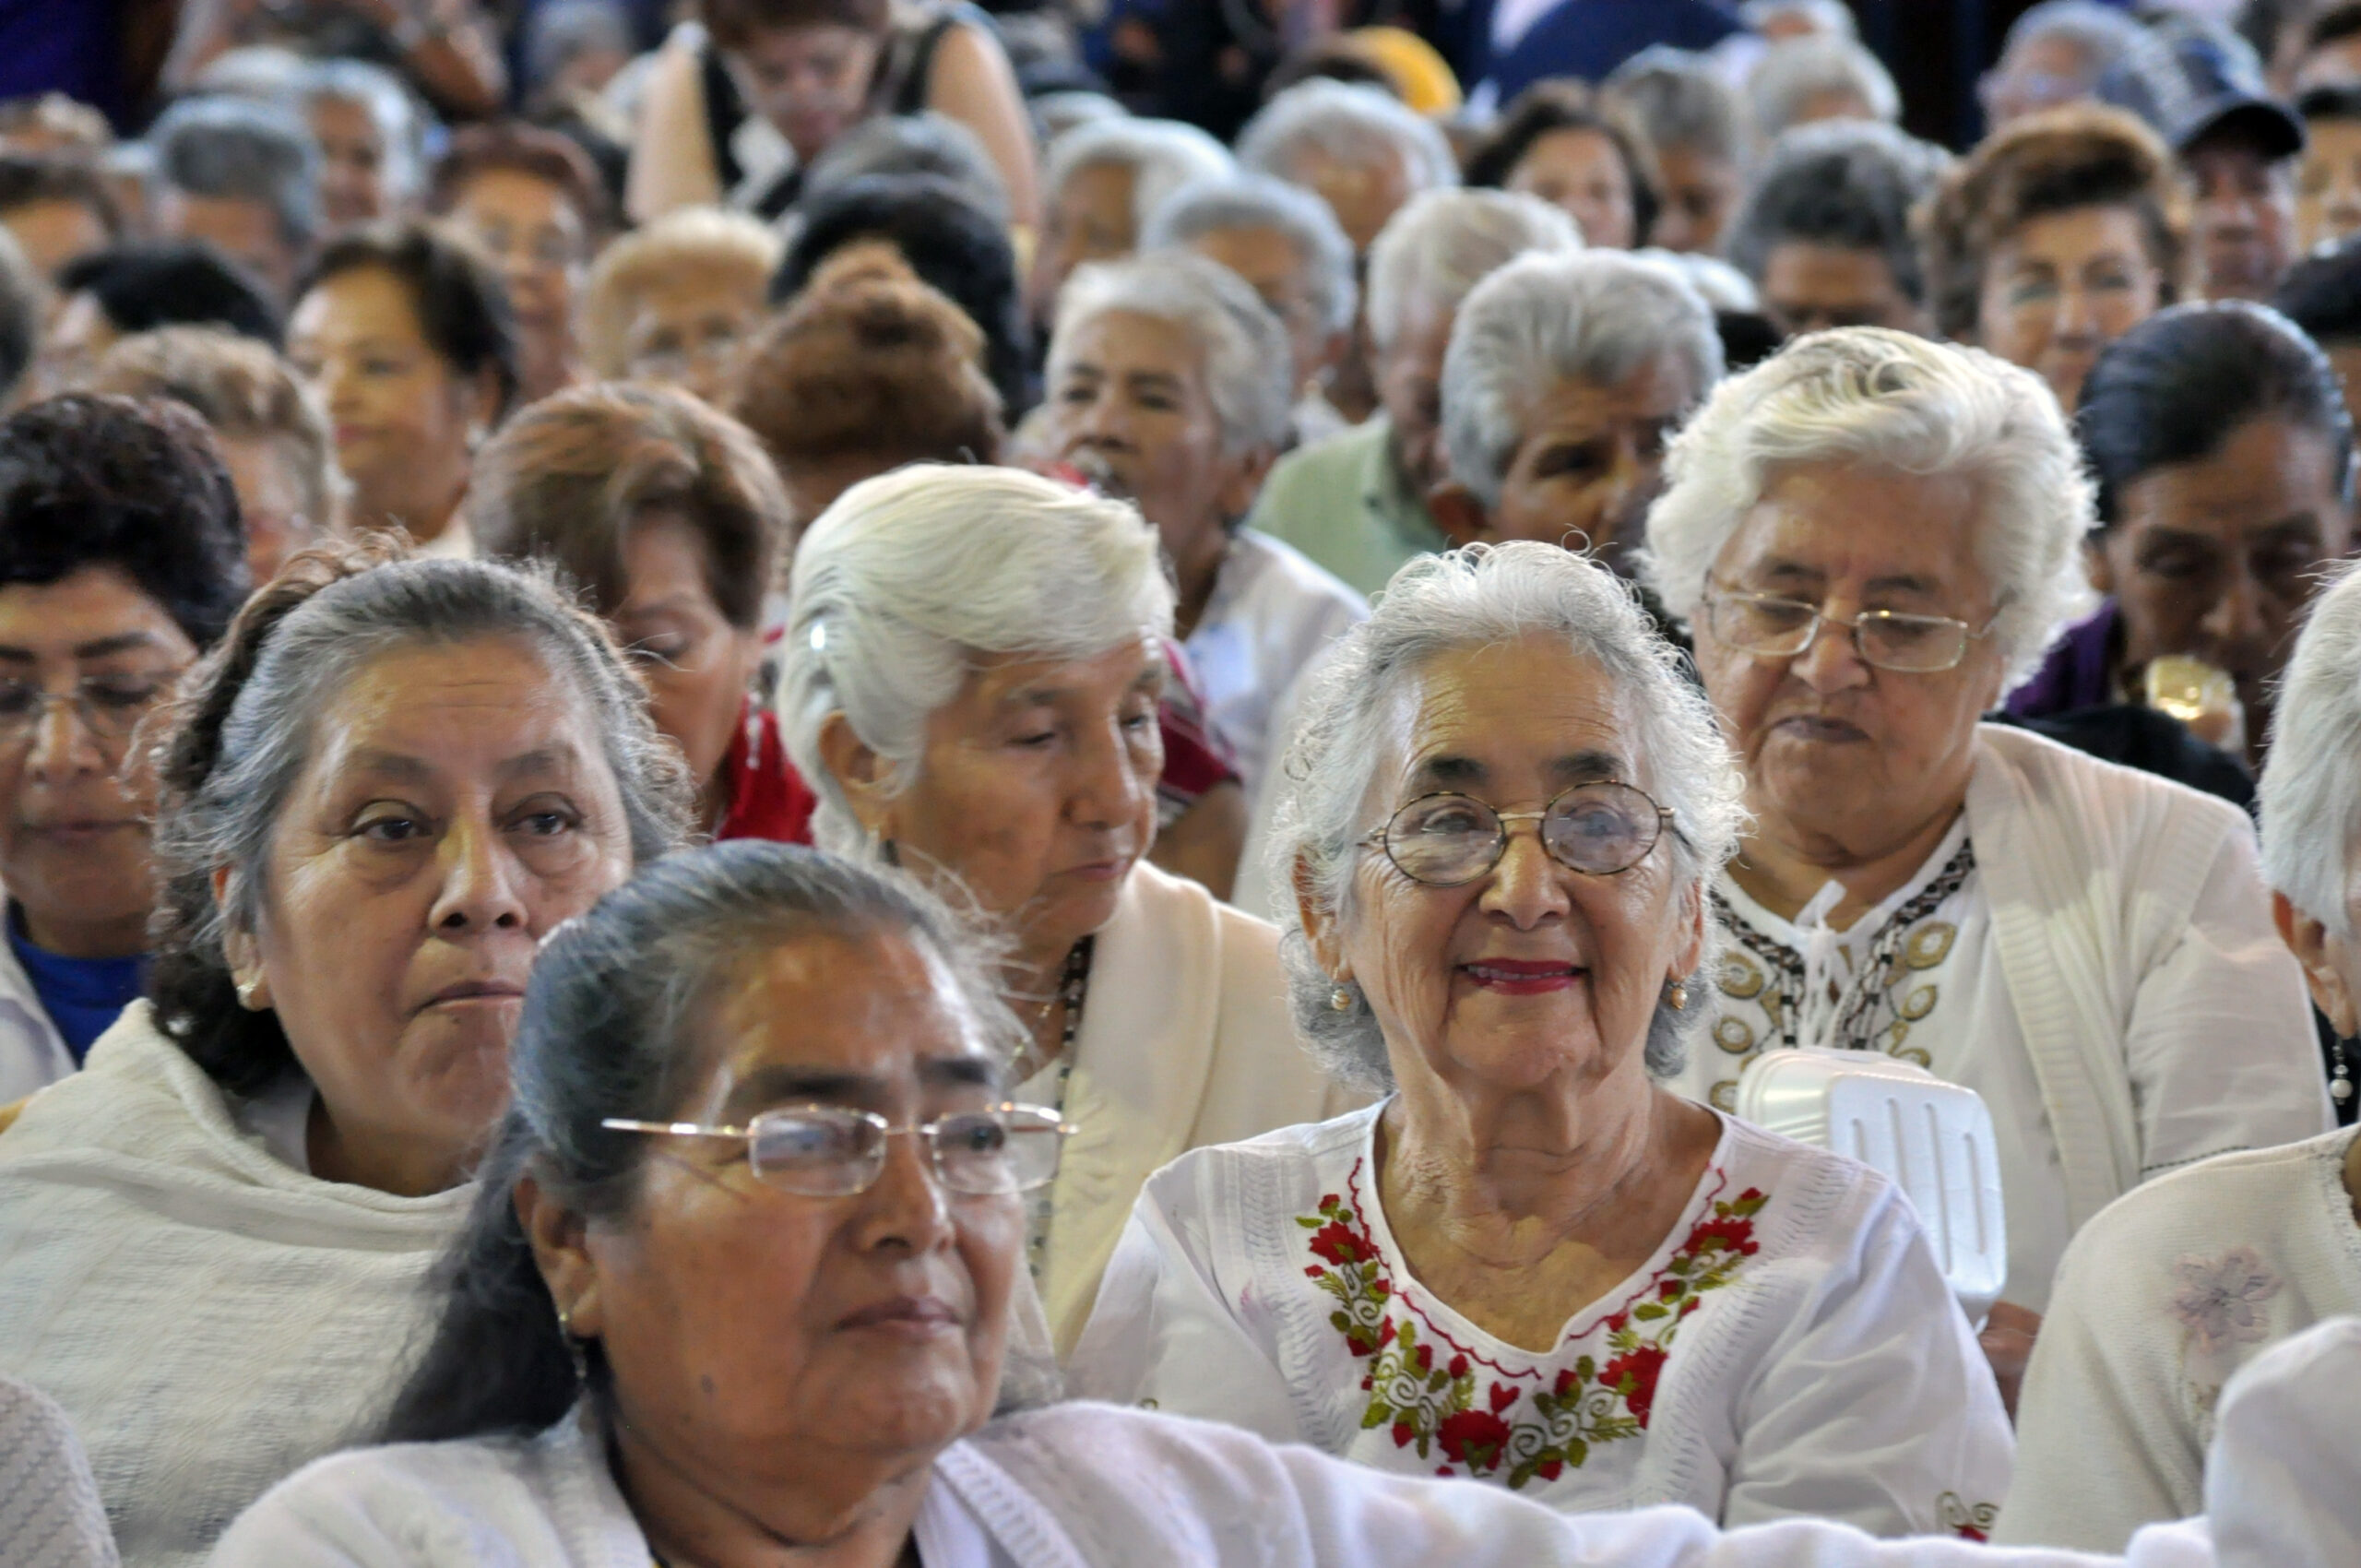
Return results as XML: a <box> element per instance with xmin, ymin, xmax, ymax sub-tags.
<box><xmin>2299</xmin><ymin>84</ymin><xmax>2361</xmax><ymax>126</ymax></box>
<box><xmin>1725</xmin><ymin>123</ymin><xmax>1945</xmax><ymax>304</ymax></box>
<box><xmin>2274</xmin><ymin>232</ymin><xmax>2361</xmax><ymax>346</ymax></box>
<box><xmin>1462</xmin><ymin>80</ymin><xmax>1662</xmax><ymax>247</ymax></box>
<box><xmin>2077</xmin><ymin>300</ymin><xmax>2355</xmax><ymax>529</ymax></box>
<box><xmin>0</xmin><ymin>394</ymin><xmax>248</xmax><ymax>647</ymax></box>
<box><xmin>0</xmin><ymin>150</ymin><xmax>122</xmax><ymax>238</ymax></box>
<box><xmin>381</xmin><ymin>840</ymin><xmax>1018</xmax><ymax>1444</ymax></box>
<box><xmin>58</xmin><ymin>242</ymin><xmax>283</xmax><ymax>348</ymax></box>
<box><xmin>776</xmin><ymin>173</ymin><xmax>1026</xmax><ymax>415</ymax></box>
<box><xmin>296</xmin><ymin>219</ymin><xmax>522</xmax><ymax>422</ymax></box>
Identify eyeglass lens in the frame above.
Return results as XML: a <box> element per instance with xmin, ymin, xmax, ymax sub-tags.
<box><xmin>1709</xmin><ymin>596</ymin><xmax>1969</xmax><ymax>672</ymax></box>
<box><xmin>747</xmin><ymin>1107</ymin><xmax>1065</xmax><ymax>1196</ymax></box>
<box><xmin>0</xmin><ymin>675</ymin><xmax>173</xmax><ymax>744</ymax></box>
<box><xmin>1383</xmin><ymin>784</ymin><xmax>1664</xmax><ymax>886</ymax></box>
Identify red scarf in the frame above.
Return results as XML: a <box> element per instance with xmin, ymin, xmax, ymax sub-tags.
<box><xmin>715</xmin><ymin>702</ymin><xmax>818</xmax><ymax>844</ymax></box>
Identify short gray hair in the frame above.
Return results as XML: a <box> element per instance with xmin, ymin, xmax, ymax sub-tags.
<box><xmin>1364</xmin><ymin>187</ymin><xmax>1580</xmax><ymax>352</ymax></box>
<box><xmin>1747</xmin><ymin>34</ymin><xmax>1900</xmax><ymax>143</ymax></box>
<box><xmin>1442</xmin><ymin>251</ymin><xmax>1724</xmax><ymax>511</ymax></box>
<box><xmin>778</xmin><ymin>465</ymin><xmax>1177</xmax><ymax>857</ymax></box>
<box><xmin>149</xmin><ymin>93</ymin><xmax>323</xmax><ymax>247</ymax></box>
<box><xmin>1051</xmin><ymin>250</ymin><xmax>1294</xmax><ymax>456</ymax></box>
<box><xmin>1603</xmin><ymin>46</ymin><xmax>1746</xmax><ymax>164</ymax></box>
<box><xmin>1142</xmin><ymin>172</ymin><xmax>1358</xmax><ymax>338</ymax></box>
<box><xmin>1270</xmin><ymin>542</ymin><xmax>1746</xmax><ymax>1090</ymax></box>
<box><xmin>1640</xmin><ymin>327</ymin><xmax>2095</xmax><ymax>691</ymax></box>
<box><xmin>1999</xmin><ymin>1</ymin><xmax>2147</xmax><ymax>83</ymax></box>
<box><xmin>299</xmin><ymin>57</ymin><xmax>424</xmax><ymax>206</ymax></box>
<box><xmin>1724</xmin><ymin>119</ymin><xmax>1947</xmax><ymax>303</ymax></box>
<box><xmin>1237</xmin><ymin>78</ymin><xmax>1459</xmax><ymax>208</ymax></box>
<box><xmin>1043</xmin><ymin>117</ymin><xmax>1233</xmax><ymax>233</ymax></box>
<box><xmin>2261</xmin><ymin>564</ymin><xmax>2361</xmax><ymax>935</ymax></box>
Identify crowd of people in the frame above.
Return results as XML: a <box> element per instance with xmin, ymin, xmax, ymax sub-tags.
<box><xmin>6</xmin><ymin>0</ymin><xmax>2361</xmax><ymax>1564</ymax></box>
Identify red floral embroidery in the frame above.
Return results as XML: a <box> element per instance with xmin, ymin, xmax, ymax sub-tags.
<box><xmin>1295</xmin><ymin>1177</ymin><xmax>1771</xmax><ymax>1490</ymax></box>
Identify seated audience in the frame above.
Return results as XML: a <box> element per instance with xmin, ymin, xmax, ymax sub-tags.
<box><xmin>470</xmin><ymin>382</ymin><xmax>802</xmax><ymax>841</ymax></box>
<box><xmin>297</xmin><ymin>59</ymin><xmax>423</xmax><ymax>230</ymax></box>
<box><xmin>777</xmin><ymin>465</ymin><xmax>1355</xmax><ymax>1350</ymax></box>
<box><xmin>1641</xmin><ymin>326</ymin><xmax>2331</xmax><ymax>1411</ymax></box>
<box><xmin>581</xmin><ymin>205</ymin><xmax>777</xmax><ymax>408</ymax></box>
<box><xmin>1746</xmin><ymin>33</ymin><xmax>1903</xmax><ymax>144</ymax></box>
<box><xmin>1072</xmin><ymin>542</ymin><xmax>2011</xmax><ymax>1532</ymax></box>
<box><xmin>1430</xmin><ymin>249</ymin><xmax>1719</xmax><ymax>582</ymax></box>
<box><xmin>2008</xmin><ymin>303</ymin><xmax>2355</xmax><ymax>776</ymax></box>
<box><xmin>288</xmin><ymin>220</ymin><xmax>519</xmax><ymax>552</ymax></box>
<box><xmin>1250</xmin><ymin>190</ymin><xmax>1577</xmax><ymax>598</ymax></box>
<box><xmin>2296</xmin><ymin>83</ymin><xmax>2361</xmax><ymax>251</ymax></box>
<box><xmin>0</xmin><ymin>546</ymin><xmax>691</xmax><ymax>1565</ymax></box>
<box><xmin>78</xmin><ymin>327</ymin><xmax>342</xmax><ymax>582</ymax></box>
<box><xmin>1726</xmin><ymin>121</ymin><xmax>1948</xmax><ymax>339</ymax></box>
<box><xmin>147</xmin><ymin>95</ymin><xmax>323</xmax><ymax>305</ymax></box>
<box><xmin>1601</xmin><ymin>47</ymin><xmax>1748</xmax><ymax>255</ymax></box>
<box><xmin>428</xmin><ymin>123</ymin><xmax>611</xmax><ymax>406</ymax></box>
<box><xmin>0</xmin><ymin>396</ymin><xmax>243</xmax><ymax>1102</ymax></box>
<box><xmin>1463</xmin><ymin>81</ymin><xmax>1657</xmax><ymax>250</ymax></box>
<box><xmin>1040</xmin><ymin>251</ymin><xmax>1363</xmax><ymax>793</ymax></box>
<box><xmin>1140</xmin><ymin>172</ymin><xmax>1359</xmax><ymax>447</ymax></box>
<box><xmin>1979</xmin><ymin>1</ymin><xmax>2160</xmax><ymax>126</ymax></box>
<box><xmin>0</xmin><ymin>152</ymin><xmax>119</xmax><ymax>281</ymax></box>
<box><xmin>1998</xmin><ymin>560</ymin><xmax>2361</xmax><ymax>1551</ymax></box>
<box><xmin>40</xmin><ymin>242</ymin><xmax>282</xmax><ymax>397</ymax></box>
<box><xmin>1917</xmin><ymin>104</ymin><xmax>2182</xmax><ymax>412</ymax></box>
<box><xmin>2166</xmin><ymin>31</ymin><xmax>2303</xmax><ymax>303</ymax></box>
<box><xmin>1027</xmin><ymin>116</ymin><xmax>1233</xmax><ymax>329</ymax></box>
<box><xmin>2275</xmin><ymin>230</ymin><xmax>2361</xmax><ymax>429</ymax></box>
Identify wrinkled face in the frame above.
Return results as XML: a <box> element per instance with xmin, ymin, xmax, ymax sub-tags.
<box><xmin>1975</xmin><ymin>203</ymin><xmax>2163</xmax><ymax>412</ymax></box>
<box><xmin>0</xmin><ymin>196</ymin><xmax>107</xmax><ymax>279</ymax></box>
<box><xmin>447</xmin><ymin>167</ymin><xmax>588</xmax><ymax>355</ymax></box>
<box><xmin>1692</xmin><ymin>463</ymin><xmax>2006</xmax><ymax>858</ymax></box>
<box><xmin>235</xmin><ymin>639</ymin><xmax>634</xmax><ymax>1185</ymax></box>
<box><xmin>2298</xmin><ymin>116</ymin><xmax>2361</xmax><ymax>255</ymax></box>
<box><xmin>1296</xmin><ymin>146</ymin><xmax>1414</xmax><ymax>254</ymax></box>
<box><xmin>0</xmin><ymin>567</ymin><xmax>196</xmax><ymax>955</ymax></box>
<box><xmin>1309</xmin><ymin>637</ymin><xmax>1701</xmax><ymax>1099</ymax></box>
<box><xmin>309</xmin><ymin>95</ymin><xmax>392</xmax><ymax>228</ymax></box>
<box><xmin>1506</xmin><ymin>127</ymin><xmax>1634</xmax><ymax>249</ymax></box>
<box><xmin>2097</xmin><ymin>417</ymin><xmax>2352</xmax><ymax>726</ymax></box>
<box><xmin>1650</xmin><ymin>146</ymin><xmax>1739</xmax><ymax>255</ymax></box>
<box><xmin>155</xmin><ymin>188</ymin><xmax>300</xmax><ymax>303</ymax></box>
<box><xmin>1185</xmin><ymin>222</ymin><xmax>1329</xmax><ymax>391</ymax></box>
<box><xmin>217</xmin><ymin>434</ymin><xmax>326</xmax><ymax>586</ymax></box>
<box><xmin>620</xmin><ymin>270</ymin><xmax>768</xmax><ymax>404</ymax></box>
<box><xmin>290</xmin><ymin>265</ymin><xmax>484</xmax><ymax>525</ymax></box>
<box><xmin>612</xmin><ymin>513</ymin><xmax>764</xmax><ymax>808</ymax></box>
<box><xmin>568</xmin><ymin>932</ymin><xmax>1016</xmax><ymax>1509</ymax></box>
<box><xmin>1479</xmin><ymin>358</ymin><xmax>1693</xmax><ymax>574</ymax></box>
<box><xmin>1375</xmin><ymin>291</ymin><xmax>1456</xmax><ymax>499</ymax></box>
<box><xmin>1759</xmin><ymin>242</ymin><xmax>1920</xmax><ymax>338</ymax></box>
<box><xmin>727</xmin><ymin>23</ymin><xmax>882</xmax><ymax>161</ymax></box>
<box><xmin>2181</xmin><ymin>137</ymin><xmax>2297</xmax><ymax>303</ymax></box>
<box><xmin>859</xmin><ymin>639</ymin><xmax>1163</xmax><ymax>957</ymax></box>
<box><xmin>1047</xmin><ymin>308</ymin><xmax>1260</xmax><ymax>567</ymax></box>
<box><xmin>1029</xmin><ymin>161</ymin><xmax>1136</xmax><ymax>321</ymax></box>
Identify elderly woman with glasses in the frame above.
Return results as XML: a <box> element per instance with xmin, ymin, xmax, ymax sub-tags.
<box><xmin>1071</xmin><ymin>543</ymin><xmax>2011</xmax><ymax>1535</ymax></box>
<box><xmin>1641</xmin><ymin>327</ymin><xmax>2331</xmax><ymax>1412</ymax></box>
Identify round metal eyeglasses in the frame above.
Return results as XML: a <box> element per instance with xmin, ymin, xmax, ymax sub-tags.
<box><xmin>600</xmin><ymin>1102</ymin><xmax>1073</xmax><ymax>1198</ymax></box>
<box><xmin>1363</xmin><ymin>782</ymin><xmax>1677</xmax><ymax>887</ymax></box>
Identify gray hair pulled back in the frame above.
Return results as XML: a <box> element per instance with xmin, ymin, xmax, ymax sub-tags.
<box><xmin>1269</xmin><ymin>543</ymin><xmax>1746</xmax><ymax>1090</ymax></box>
<box><xmin>148</xmin><ymin>542</ymin><xmax>695</xmax><ymax>1097</ymax></box>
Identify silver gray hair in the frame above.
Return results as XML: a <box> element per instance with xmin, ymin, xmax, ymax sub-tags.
<box><xmin>1442</xmin><ymin>250</ymin><xmax>1723</xmax><ymax>511</ymax></box>
<box><xmin>1237</xmin><ymin>78</ymin><xmax>1459</xmax><ymax>211</ymax></box>
<box><xmin>1269</xmin><ymin>542</ymin><xmax>1747</xmax><ymax>1091</ymax></box>
<box><xmin>148</xmin><ymin>93</ymin><xmax>323</xmax><ymax>247</ymax></box>
<box><xmin>1746</xmin><ymin>34</ymin><xmax>1901</xmax><ymax>143</ymax></box>
<box><xmin>298</xmin><ymin>58</ymin><xmax>425</xmax><ymax>205</ymax></box>
<box><xmin>777</xmin><ymin>465</ymin><xmax>1177</xmax><ymax>857</ymax></box>
<box><xmin>1364</xmin><ymin>187</ymin><xmax>1580</xmax><ymax>352</ymax></box>
<box><xmin>1042</xmin><ymin>116</ymin><xmax>1234</xmax><ymax>233</ymax></box>
<box><xmin>1639</xmin><ymin>327</ymin><xmax>2095</xmax><ymax>692</ymax></box>
<box><xmin>1999</xmin><ymin>1</ymin><xmax>2147</xmax><ymax>83</ymax></box>
<box><xmin>1603</xmin><ymin>46</ymin><xmax>1747</xmax><ymax>164</ymax></box>
<box><xmin>1051</xmin><ymin>250</ymin><xmax>1295</xmax><ymax>456</ymax></box>
<box><xmin>1142</xmin><ymin>172</ymin><xmax>1358</xmax><ymax>338</ymax></box>
<box><xmin>2261</xmin><ymin>564</ymin><xmax>2361</xmax><ymax>936</ymax></box>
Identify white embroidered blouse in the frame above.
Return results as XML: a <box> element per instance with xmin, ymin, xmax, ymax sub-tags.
<box><xmin>1067</xmin><ymin>1102</ymin><xmax>2014</xmax><ymax>1538</ymax></box>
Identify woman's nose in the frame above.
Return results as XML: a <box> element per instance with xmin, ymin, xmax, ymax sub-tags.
<box><xmin>1478</xmin><ymin>822</ymin><xmax>1574</xmax><ymax>928</ymax></box>
<box><xmin>1789</xmin><ymin>612</ymin><xmax>1872</xmax><ymax>692</ymax></box>
<box><xmin>1066</xmin><ymin>720</ymin><xmax>1148</xmax><ymax>828</ymax></box>
<box><xmin>2200</xmin><ymin>564</ymin><xmax>2272</xmax><ymax>653</ymax></box>
<box><xmin>852</xmin><ymin>1132</ymin><xmax>955</xmax><ymax>1254</ymax></box>
<box><xmin>428</xmin><ymin>818</ymin><xmax>529</xmax><ymax>933</ymax></box>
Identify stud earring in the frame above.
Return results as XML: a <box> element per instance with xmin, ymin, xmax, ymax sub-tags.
<box><xmin>1667</xmin><ymin>981</ymin><xmax>1690</xmax><ymax>1012</ymax></box>
<box><xmin>1330</xmin><ymin>984</ymin><xmax>1355</xmax><ymax>1012</ymax></box>
<box><xmin>234</xmin><ymin>977</ymin><xmax>262</xmax><ymax>1008</ymax></box>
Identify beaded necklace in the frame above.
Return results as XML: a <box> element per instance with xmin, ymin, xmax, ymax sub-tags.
<box><xmin>1022</xmin><ymin>936</ymin><xmax>1093</xmax><ymax>1279</ymax></box>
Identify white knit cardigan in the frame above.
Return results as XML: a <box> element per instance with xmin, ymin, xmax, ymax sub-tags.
<box><xmin>0</xmin><ymin>1004</ymin><xmax>468</xmax><ymax>1568</ymax></box>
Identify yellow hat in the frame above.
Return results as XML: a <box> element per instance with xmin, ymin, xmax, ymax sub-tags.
<box><xmin>1345</xmin><ymin>27</ymin><xmax>1463</xmax><ymax>118</ymax></box>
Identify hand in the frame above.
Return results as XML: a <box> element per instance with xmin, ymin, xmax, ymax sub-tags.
<box><xmin>1978</xmin><ymin>1301</ymin><xmax>2042</xmax><ymax>1420</ymax></box>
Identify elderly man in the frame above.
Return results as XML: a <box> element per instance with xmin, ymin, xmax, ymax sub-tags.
<box><xmin>2165</xmin><ymin>31</ymin><xmax>2306</xmax><ymax>302</ymax></box>
<box><xmin>1246</xmin><ymin>189</ymin><xmax>1577</xmax><ymax>599</ymax></box>
<box><xmin>147</xmin><ymin>95</ymin><xmax>321</xmax><ymax>305</ymax></box>
<box><xmin>1726</xmin><ymin>120</ymin><xmax>1948</xmax><ymax>339</ymax></box>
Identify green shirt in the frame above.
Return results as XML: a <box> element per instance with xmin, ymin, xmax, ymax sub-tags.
<box><xmin>1248</xmin><ymin>415</ymin><xmax>1448</xmax><ymax>600</ymax></box>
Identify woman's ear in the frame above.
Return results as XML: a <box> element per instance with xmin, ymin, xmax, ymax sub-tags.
<box><xmin>516</xmin><ymin>1170</ymin><xmax>603</xmax><ymax>1339</ymax></box>
<box><xmin>1670</xmin><ymin>876</ymin><xmax>1708</xmax><ymax>983</ymax></box>
<box><xmin>1426</xmin><ymin>481</ymin><xmax>1493</xmax><ymax>550</ymax></box>
<box><xmin>2274</xmin><ymin>890</ymin><xmax>2360</xmax><ymax>1037</ymax></box>
<box><xmin>815</xmin><ymin>711</ymin><xmax>896</xmax><ymax>839</ymax></box>
<box><xmin>212</xmin><ymin>865</ymin><xmax>270</xmax><ymax>1010</ymax></box>
<box><xmin>1292</xmin><ymin>853</ymin><xmax>1351</xmax><ymax>984</ymax></box>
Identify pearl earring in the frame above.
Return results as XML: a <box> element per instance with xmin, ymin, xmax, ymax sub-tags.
<box><xmin>1330</xmin><ymin>984</ymin><xmax>1355</xmax><ymax>1012</ymax></box>
<box><xmin>1667</xmin><ymin>981</ymin><xmax>1690</xmax><ymax>1012</ymax></box>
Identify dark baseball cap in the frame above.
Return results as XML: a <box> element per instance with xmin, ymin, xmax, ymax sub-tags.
<box><xmin>2099</xmin><ymin>20</ymin><xmax>2305</xmax><ymax>159</ymax></box>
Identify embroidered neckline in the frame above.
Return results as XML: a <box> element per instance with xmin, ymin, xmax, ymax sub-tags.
<box><xmin>1297</xmin><ymin>1152</ymin><xmax>1768</xmax><ymax>1490</ymax></box>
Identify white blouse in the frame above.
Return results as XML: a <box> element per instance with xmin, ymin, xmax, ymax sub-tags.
<box><xmin>1067</xmin><ymin>1102</ymin><xmax>2013</xmax><ymax>1538</ymax></box>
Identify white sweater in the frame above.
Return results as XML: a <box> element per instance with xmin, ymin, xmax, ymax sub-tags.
<box><xmin>0</xmin><ymin>1004</ymin><xmax>469</xmax><ymax>1568</ymax></box>
<box><xmin>1997</xmin><ymin>1129</ymin><xmax>2361</xmax><ymax>1553</ymax></box>
<box><xmin>211</xmin><ymin>1398</ymin><xmax>2217</xmax><ymax>1568</ymax></box>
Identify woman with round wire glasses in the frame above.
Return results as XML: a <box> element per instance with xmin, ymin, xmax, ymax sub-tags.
<box><xmin>1069</xmin><ymin>541</ymin><xmax>2011</xmax><ymax>1534</ymax></box>
<box><xmin>1640</xmin><ymin>327</ymin><xmax>2331</xmax><ymax>1414</ymax></box>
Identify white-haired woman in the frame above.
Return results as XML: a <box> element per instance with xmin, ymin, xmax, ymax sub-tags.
<box><xmin>1144</xmin><ymin>172</ymin><xmax>1359</xmax><ymax>446</ymax></box>
<box><xmin>1994</xmin><ymin>562</ymin><xmax>2361</xmax><ymax>1554</ymax></box>
<box><xmin>1251</xmin><ymin>189</ymin><xmax>1580</xmax><ymax>598</ymax></box>
<box><xmin>1641</xmin><ymin>327</ymin><xmax>2331</xmax><ymax>1411</ymax></box>
<box><xmin>1431</xmin><ymin>249</ymin><xmax>1723</xmax><ymax>580</ymax></box>
<box><xmin>1041</xmin><ymin>250</ymin><xmax>1366</xmax><ymax>798</ymax></box>
<box><xmin>1026</xmin><ymin>116</ymin><xmax>1233</xmax><ymax>331</ymax></box>
<box><xmin>1071</xmin><ymin>542</ymin><xmax>2011</xmax><ymax>1535</ymax></box>
<box><xmin>1237</xmin><ymin>77</ymin><xmax>1459</xmax><ymax>255</ymax></box>
<box><xmin>778</xmin><ymin>464</ymin><xmax>1357</xmax><ymax>1353</ymax></box>
<box><xmin>1746</xmin><ymin>33</ymin><xmax>1901</xmax><ymax>146</ymax></box>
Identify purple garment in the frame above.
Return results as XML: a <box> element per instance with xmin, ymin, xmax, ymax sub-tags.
<box><xmin>2005</xmin><ymin>600</ymin><xmax>2120</xmax><ymax>718</ymax></box>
